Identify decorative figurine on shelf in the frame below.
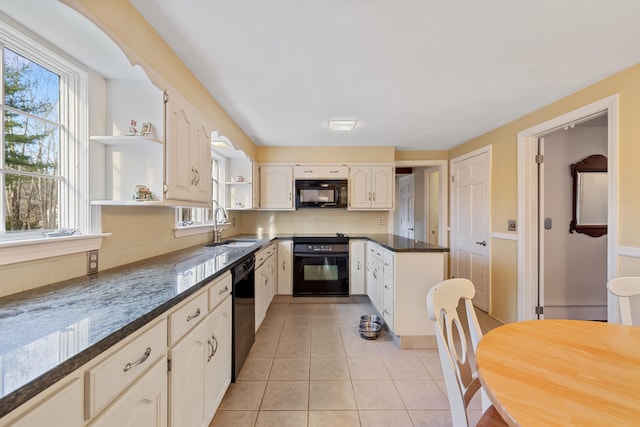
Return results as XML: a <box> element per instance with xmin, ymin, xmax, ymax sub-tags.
<box><xmin>127</xmin><ymin>119</ymin><xmax>138</xmax><ymax>136</ymax></box>
<box><xmin>141</xmin><ymin>122</ymin><xmax>152</xmax><ymax>137</ymax></box>
<box><xmin>133</xmin><ymin>185</ymin><xmax>154</xmax><ymax>201</ymax></box>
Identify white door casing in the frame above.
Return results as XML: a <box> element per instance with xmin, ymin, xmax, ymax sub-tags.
<box><xmin>517</xmin><ymin>95</ymin><xmax>618</xmax><ymax>322</ymax></box>
<box><xmin>399</xmin><ymin>174</ymin><xmax>415</xmax><ymax>240</ymax></box>
<box><xmin>451</xmin><ymin>147</ymin><xmax>491</xmax><ymax>312</ymax></box>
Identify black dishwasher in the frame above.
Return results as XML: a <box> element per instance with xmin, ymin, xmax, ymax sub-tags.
<box><xmin>231</xmin><ymin>255</ymin><xmax>255</xmax><ymax>382</ymax></box>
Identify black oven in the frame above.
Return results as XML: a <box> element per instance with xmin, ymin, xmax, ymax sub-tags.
<box><xmin>293</xmin><ymin>235</ymin><xmax>349</xmax><ymax>296</ymax></box>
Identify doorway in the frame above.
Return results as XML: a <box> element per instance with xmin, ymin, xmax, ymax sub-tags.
<box><xmin>517</xmin><ymin>95</ymin><xmax>619</xmax><ymax>322</ymax></box>
<box><xmin>540</xmin><ymin>115</ymin><xmax>608</xmax><ymax>321</ymax></box>
<box><xmin>393</xmin><ymin>160</ymin><xmax>448</xmax><ymax>249</ymax></box>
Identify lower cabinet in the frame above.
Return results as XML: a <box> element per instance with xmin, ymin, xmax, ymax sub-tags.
<box><xmin>89</xmin><ymin>359</ymin><xmax>167</xmax><ymax>427</ymax></box>
<box><xmin>255</xmin><ymin>243</ymin><xmax>277</xmax><ymax>331</ymax></box>
<box><xmin>169</xmin><ymin>296</ymin><xmax>231</xmax><ymax>427</ymax></box>
<box><xmin>349</xmin><ymin>239</ymin><xmax>366</xmax><ymax>294</ymax></box>
<box><xmin>277</xmin><ymin>240</ymin><xmax>293</xmax><ymax>295</ymax></box>
<box><xmin>4</xmin><ymin>377</ymin><xmax>84</xmax><ymax>427</ymax></box>
<box><xmin>366</xmin><ymin>242</ymin><xmax>384</xmax><ymax>312</ymax></box>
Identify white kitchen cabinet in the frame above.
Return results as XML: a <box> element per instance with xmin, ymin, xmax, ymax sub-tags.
<box><xmin>164</xmin><ymin>89</ymin><xmax>212</xmax><ymax>206</ymax></box>
<box><xmin>293</xmin><ymin>164</ymin><xmax>348</xmax><ymax>179</ymax></box>
<box><xmin>277</xmin><ymin>240</ymin><xmax>293</xmax><ymax>295</ymax></box>
<box><xmin>4</xmin><ymin>377</ymin><xmax>83</xmax><ymax>427</ymax></box>
<box><xmin>85</xmin><ymin>318</ymin><xmax>167</xmax><ymax>419</ymax></box>
<box><xmin>348</xmin><ymin>165</ymin><xmax>394</xmax><ymax>210</ymax></box>
<box><xmin>89</xmin><ymin>358</ymin><xmax>167</xmax><ymax>427</ymax></box>
<box><xmin>255</xmin><ymin>243</ymin><xmax>277</xmax><ymax>331</ymax></box>
<box><xmin>365</xmin><ymin>241</ymin><xmax>446</xmax><ymax>341</ymax></box>
<box><xmin>259</xmin><ymin>165</ymin><xmax>294</xmax><ymax>210</ymax></box>
<box><xmin>169</xmin><ymin>295</ymin><xmax>231</xmax><ymax>427</ymax></box>
<box><xmin>349</xmin><ymin>239</ymin><xmax>366</xmax><ymax>294</ymax></box>
<box><xmin>203</xmin><ymin>297</ymin><xmax>232</xmax><ymax>425</ymax></box>
<box><xmin>366</xmin><ymin>242</ymin><xmax>384</xmax><ymax>313</ymax></box>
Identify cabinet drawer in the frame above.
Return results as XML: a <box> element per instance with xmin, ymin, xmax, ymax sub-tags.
<box><xmin>85</xmin><ymin>318</ymin><xmax>167</xmax><ymax>419</ymax></box>
<box><xmin>383</xmin><ymin>296</ymin><xmax>394</xmax><ymax>331</ymax></box>
<box><xmin>169</xmin><ymin>290</ymin><xmax>208</xmax><ymax>345</ymax></box>
<box><xmin>368</xmin><ymin>244</ymin><xmax>383</xmax><ymax>261</ymax></box>
<box><xmin>383</xmin><ymin>250</ymin><xmax>395</xmax><ymax>276</ymax></box>
<box><xmin>209</xmin><ymin>272</ymin><xmax>232</xmax><ymax>311</ymax></box>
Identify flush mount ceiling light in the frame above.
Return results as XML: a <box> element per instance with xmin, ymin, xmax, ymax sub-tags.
<box><xmin>328</xmin><ymin>120</ymin><xmax>357</xmax><ymax>132</ymax></box>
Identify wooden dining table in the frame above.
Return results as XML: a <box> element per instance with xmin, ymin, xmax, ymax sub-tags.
<box><xmin>475</xmin><ymin>319</ymin><xmax>640</xmax><ymax>427</ymax></box>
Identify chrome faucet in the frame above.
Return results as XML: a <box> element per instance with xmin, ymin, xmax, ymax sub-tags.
<box><xmin>213</xmin><ymin>206</ymin><xmax>230</xmax><ymax>242</ymax></box>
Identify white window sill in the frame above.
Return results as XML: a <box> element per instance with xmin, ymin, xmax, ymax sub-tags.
<box><xmin>0</xmin><ymin>233</ymin><xmax>111</xmax><ymax>266</ymax></box>
<box><xmin>173</xmin><ymin>224</ymin><xmax>214</xmax><ymax>238</ymax></box>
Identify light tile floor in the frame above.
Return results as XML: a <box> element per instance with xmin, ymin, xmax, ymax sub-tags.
<box><xmin>210</xmin><ymin>295</ymin><xmax>503</xmax><ymax>427</ymax></box>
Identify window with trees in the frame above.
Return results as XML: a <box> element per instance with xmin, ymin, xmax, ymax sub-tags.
<box><xmin>0</xmin><ymin>22</ymin><xmax>87</xmax><ymax>242</ymax></box>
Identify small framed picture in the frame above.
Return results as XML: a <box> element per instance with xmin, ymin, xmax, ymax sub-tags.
<box><xmin>141</xmin><ymin>122</ymin><xmax>152</xmax><ymax>137</ymax></box>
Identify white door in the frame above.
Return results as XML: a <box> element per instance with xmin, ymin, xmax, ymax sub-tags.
<box><xmin>399</xmin><ymin>175</ymin><xmax>415</xmax><ymax>239</ymax></box>
<box><xmin>451</xmin><ymin>148</ymin><xmax>491</xmax><ymax>311</ymax></box>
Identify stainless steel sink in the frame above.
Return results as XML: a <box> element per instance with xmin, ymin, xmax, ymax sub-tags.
<box><xmin>205</xmin><ymin>239</ymin><xmax>259</xmax><ymax>248</ymax></box>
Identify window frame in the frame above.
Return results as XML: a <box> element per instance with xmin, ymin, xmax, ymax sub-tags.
<box><xmin>0</xmin><ymin>16</ymin><xmax>105</xmax><ymax>265</ymax></box>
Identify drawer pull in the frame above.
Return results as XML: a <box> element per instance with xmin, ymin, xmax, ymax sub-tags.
<box><xmin>123</xmin><ymin>347</ymin><xmax>151</xmax><ymax>372</ymax></box>
<box><xmin>207</xmin><ymin>339</ymin><xmax>214</xmax><ymax>362</ymax></box>
<box><xmin>218</xmin><ymin>286</ymin><xmax>229</xmax><ymax>295</ymax></box>
<box><xmin>384</xmin><ymin>285</ymin><xmax>390</xmax><ymax>289</ymax></box>
<box><xmin>187</xmin><ymin>308</ymin><xmax>201</xmax><ymax>322</ymax></box>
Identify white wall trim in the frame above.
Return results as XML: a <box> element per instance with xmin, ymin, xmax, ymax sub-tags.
<box><xmin>617</xmin><ymin>246</ymin><xmax>640</xmax><ymax>258</ymax></box>
<box><xmin>0</xmin><ymin>234</ymin><xmax>110</xmax><ymax>266</ymax></box>
<box><xmin>491</xmin><ymin>232</ymin><xmax>517</xmax><ymax>241</ymax></box>
<box><xmin>517</xmin><ymin>94</ymin><xmax>619</xmax><ymax>321</ymax></box>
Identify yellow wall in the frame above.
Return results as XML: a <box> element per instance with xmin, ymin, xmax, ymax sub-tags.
<box><xmin>451</xmin><ymin>63</ymin><xmax>640</xmax><ymax>322</ymax></box>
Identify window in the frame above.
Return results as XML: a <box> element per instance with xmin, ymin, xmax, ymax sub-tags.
<box><xmin>176</xmin><ymin>148</ymin><xmax>226</xmax><ymax>228</ymax></box>
<box><xmin>0</xmin><ymin>21</ymin><xmax>88</xmax><ymax>242</ymax></box>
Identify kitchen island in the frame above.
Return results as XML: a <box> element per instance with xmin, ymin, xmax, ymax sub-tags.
<box><xmin>0</xmin><ymin>234</ymin><xmax>448</xmax><ymax>422</ymax></box>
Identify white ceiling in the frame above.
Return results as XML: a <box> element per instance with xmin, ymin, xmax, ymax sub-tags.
<box><xmin>3</xmin><ymin>1</ymin><xmax>640</xmax><ymax>152</ymax></box>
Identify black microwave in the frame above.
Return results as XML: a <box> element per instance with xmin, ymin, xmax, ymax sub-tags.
<box><xmin>295</xmin><ymin>180</ymin><xmax>348</xmax><ymax>208</ymax></box>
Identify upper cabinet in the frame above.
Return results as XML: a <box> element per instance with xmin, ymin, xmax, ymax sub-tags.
<box><xmin>90</xmin><ymin>79</ymin><xmax>213</xmax><ymax>207</ymax></box>
<box><xmin>259</xmin><ymin>165</ymin><xmax>294</xmax><ymax>210</ymax></box>
<box><xmin>164</xmin><ymin>89</ymin><xmax>212</xmax><ymax>205</ymax></box>
<box><xmin>348</xmin><ymin>165</ymin><xmax>394</xmax><ymax>210</ymax></box>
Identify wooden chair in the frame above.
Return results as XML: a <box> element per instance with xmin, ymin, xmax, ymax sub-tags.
<box><xmin>426</xmin><ymin>278</ymin><xmax>507</xmax><ymax>427</ymax></box>
<box><xmin>607</xmin><ymin>276</ymin><xmax>640</xmax><ymax>325</ymax></box>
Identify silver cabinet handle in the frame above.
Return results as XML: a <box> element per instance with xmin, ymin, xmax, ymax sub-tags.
<box><xmin>384</xmin><ymin>309</ymin><xmax>389</xmax><ymax>315</ymax></box>
<box><xmin>357</xmin><ymin>261</ymin><xmax>361</xmax><ymax>270</ymax></box>
<box><xmin>282</xmin><ymin>261</ymin><xmax>285</xmax><ymax>271</ymax></box>
<box><xmin>372</xmin><ymin>192</ymin><xmax>376</xmax><ymax>202</ymax></box>
<box><xmin>187</xmin><ymin>308</ymin><xmax>201</xmax><ymax>322</ymax></box>
<box><xmin>384</xmin><ymin>285</ymin><xmax>390</xmax><ymax>290</ymax></box>
<box><xmin>475</xmin><ymin>240</ymin><xmax>487</xmax><ymax>246</ymax></box>
<box><xmin>218</xmin><ymin>286</ymin><xmax>229</xmax><ymax>295</ymax></box>
<box><xmin>373</xmin><ymin>268</ymin><xmax>378</xmax><ymax>279</ymax></box>
<box><xmin>368</xmin><ymin>192</ymin><xmax>371</xmax><ymax>201</ymax></box>
<box><xmin>207</xmin><ymin>339</ymin><xmax>214</xmax><ymax>362</ymax></box>
<box><xmin>211</xmin><ymin>335</ymin><xmax>218</xmax><ymax>356</ymax></box>
<box><xmin>124</xmin><ymin>347</ymin><xmax>151</xmax><ymax>372</ymax></box>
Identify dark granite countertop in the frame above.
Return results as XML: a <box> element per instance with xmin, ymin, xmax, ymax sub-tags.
<box><xmin>350</xmin><ymin>234</ymin><xmax>450</xmax><ymax>253</ymax></box>
<box><xmin>0</xmin><ymin>232</ymin><xmax>445</xmax><ymax>418</ymax></box>
<box><xmin>0</xmin><ymin>236</ymin><xmax>275</xmax><ymax>418</ymax></box>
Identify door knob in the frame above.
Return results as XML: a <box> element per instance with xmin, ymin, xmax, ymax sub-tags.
<box><xmin>475</xmin><ymin>240</ymin><xmax>487</xmax><ymax>246</ymax></box>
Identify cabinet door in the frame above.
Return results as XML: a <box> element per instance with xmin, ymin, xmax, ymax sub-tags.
<box><xmin>90</xmin><ymin>359</ymin><xmax>167</xmax><ymax>427</ymax></box>
<box><xmin>349</xmin><ymin>166</ymin><xmax>372</xmax><ymax>209</ymax></box>
<box><xmin>169</xmin><ymin>318</ymin><xmax>207</xmax><ymax>427</ymax></box>
<box><xmin>371</xmin><ymin>166</ymin><xmax>394</xmax><ymax>209</ymax></box>
<box><xmin>349</xmin><ymin>240</ymin><xmax>366</xmax><ymax>294</ymax></box>
<box><xmin>165</xmin><ymin>90</ymin><xmax>212</xmax><ymax>204</ymax></box>
<box><xmin>267</xmin><ymin>251</ymin><xmax>277</xmax><ymax>306</ymax></box>
<box><xmin>259</xmin><ymin>166</ymin><xmax>293</xmax><ymax>209</ymax></box>
<box><xmin>277</xmin><ymin>240</ymin><xmax>293</xmax><ymax>295</ymax></box>
<box><xmin>254</xmin><ymin>265</ymin><xmax>267</xmax><ymax>331</ymax></box>
<box><xmin>6</xmin><ymin>378</ymin><xmax>83</xmax><ymax>427</ymax></box>
<box><xmin>204</xmin><ymin>297</ymin><xmax>232</xmax><ymax>425</ymax></box>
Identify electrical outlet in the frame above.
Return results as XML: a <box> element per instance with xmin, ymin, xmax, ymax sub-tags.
<box><xmin>378</xmin><ymin>217</ymin><xmax>387</xmax><ymax>225</ymax></box>
<box><xmin>87</xmin><ymin>250</ymin><xmax>99</xmax><ymax>275</ymax></box>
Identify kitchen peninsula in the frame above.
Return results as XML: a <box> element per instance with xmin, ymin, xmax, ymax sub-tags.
<box><xmin>0</xmin><ymin>234</ymin><xmax>448</xmax><ymax>424</ymax></box>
